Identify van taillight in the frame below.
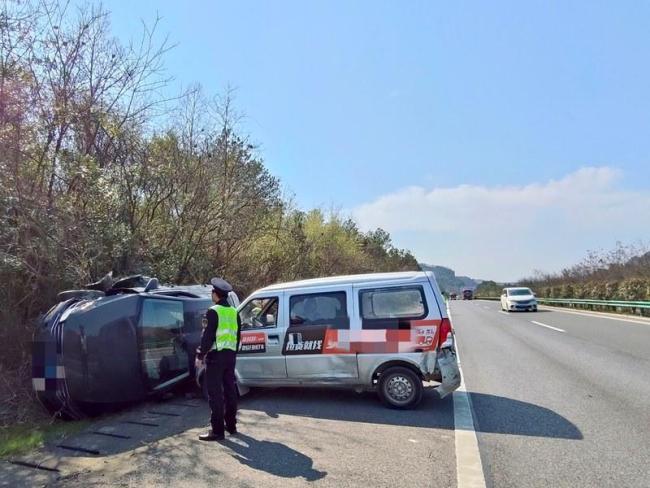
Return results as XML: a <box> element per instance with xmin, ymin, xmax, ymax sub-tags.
<box><xmin>439</xmin><ymin>318</ymin><xmax>453</xmax><ymax>348</ymax></box>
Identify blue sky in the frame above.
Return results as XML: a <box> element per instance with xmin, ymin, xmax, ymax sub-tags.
<box><xmin>104</xmin><ymin>1</ymin><xmax>650</xmax><ymax>281</ymax></box>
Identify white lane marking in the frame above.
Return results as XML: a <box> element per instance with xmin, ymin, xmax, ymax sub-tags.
<box><xmin>498</xmin><ymin>311</ymin><xmax>509</xmax><ymax>315</ymax></box>
<box><xmin>531</xmin><ymin>320</ymin><xmax>565</xmax><ymax>333</ymax></box>
<box><xmin>540</xmin><ymin>306</ymin><xmax>650</xmax><ymax>326</ymax></box>
<box><xmin>449</xmin><ymin>307</ymin><xmax>487</xmax><ymax>488</ymax></box>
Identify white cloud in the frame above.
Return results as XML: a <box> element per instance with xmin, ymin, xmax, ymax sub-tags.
<box><xmin>352</xmin><ymin>167</ymin><xmax>650</xmax><ymax>281</ymax></box>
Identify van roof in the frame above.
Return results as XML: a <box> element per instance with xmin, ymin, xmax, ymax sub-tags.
<box><xmin>258</xmin><ymin>271</ymin><xmax>431</xmax><ymax>292</ymax></box>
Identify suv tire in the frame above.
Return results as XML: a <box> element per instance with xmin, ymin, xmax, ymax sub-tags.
<box><xmin>378</xmin><ymin>366</ymin><xmax>423</xmax><ymax>409</ymax></box>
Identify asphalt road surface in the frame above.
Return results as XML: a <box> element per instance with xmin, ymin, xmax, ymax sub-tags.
<box><xmin>2</xmin><ymin>387</ymin><xmax>457</xmax><ymax>487</ymax></box>
<box><xmin>3</xmin><ymin>301</ymin><xmax>649</xmax><ymax>487</ymax></box>
<box><xmin>451</xmin><ymin>300</ymin><xmax>650</xmax><ymax>488</ymax></box>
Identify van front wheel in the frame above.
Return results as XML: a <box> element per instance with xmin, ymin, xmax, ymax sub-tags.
<box><xmin>378</xmin><ymin>367</ymin><xmax>423</xmax><ymax>409</ymax></box>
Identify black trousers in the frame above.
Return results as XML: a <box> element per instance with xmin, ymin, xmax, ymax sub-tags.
<box><xmin>205</xmin><ymin>350</ymin><xmax>237</xmax><ymax>435</ymax></box>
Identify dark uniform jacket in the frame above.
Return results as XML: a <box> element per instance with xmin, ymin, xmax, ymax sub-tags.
<box><xmin>196</xmin><ymin>297</ymin><xmax>242</xmax><ymax>362</ymax></box>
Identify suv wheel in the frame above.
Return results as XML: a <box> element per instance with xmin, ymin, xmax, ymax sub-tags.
<box><xmin>378</xmin><ymin>367</ymin><xmax>423</xmax><ymax>409</ymax></box>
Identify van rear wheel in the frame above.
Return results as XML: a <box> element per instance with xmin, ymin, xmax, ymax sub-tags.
<box><xmin>378</xmin><ymin>367</ymin><xmax>423</xmax><ymax>409</ymax></box>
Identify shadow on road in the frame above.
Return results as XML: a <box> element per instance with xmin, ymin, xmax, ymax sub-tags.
<box><xmin>243</xmin><ymin>388</ymin><xmax>582</xmax><ymax>440</ymax></box>
<box><xmin>1</xmin><ymin>387</ymin><xmax>582</xmax><ymax>486</ymax></box>
<box><xmin>224</xmin><ymin>433</ymin><xmax>327</xmax><ymax>481</ymax></box>
<box><xmin>468</xmin><ymin>392</ymin><xmax>583</xmax><ymax>439</ymax></box>
<box><xmin>243</xmin><ymin>387</ymin><xmax>456</xmax><ymax>430</ymax></box>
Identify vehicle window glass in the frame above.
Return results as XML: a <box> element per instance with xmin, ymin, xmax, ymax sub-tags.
<box><xmin>139</xmin><ymin>299</ymin><xmax>188</xmax><ymax>389</ymax></box>
<box><xmin>508</xmin><ymin>288</ymin><xmax>532</xmax><ymax>296</ymax></box>
<box><xmin>289</xmin><ymin>292</ymin><xmax>348</xmax><ymax>329</ymax></box>
<box><xmin>360</xmin><ymin>286</ymin><xmax>427</xmax><ymax>330</ymax></box>
<box><xmin>184</xmin><ymin>299</ymin><xmax>212</xmax><ymax>333</ymax></box>
<box><xmin>239</xmin><ymin>298</ymin><xmax>279</xmax><ymax>329</ymax></box>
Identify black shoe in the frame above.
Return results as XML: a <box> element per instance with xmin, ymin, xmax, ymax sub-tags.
<box><xmin>226</xmin><ymin>426</ymin><xmax>238</xmax><ymax>435</ymax></box>
<box><xmin>199</xmin><ymin>431</ymin><xmax>225</xmax><ymax>441</ymax></box>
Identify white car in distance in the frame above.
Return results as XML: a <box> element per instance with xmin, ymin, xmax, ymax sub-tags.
<box><xmin>501</xmin><ymin>287</ymin><xmax>538</xmax><ymax>312</ymax></box>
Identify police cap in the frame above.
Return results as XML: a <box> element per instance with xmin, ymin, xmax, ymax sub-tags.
<box><xmin>210</xmin><ymin>277</ymin><xmax>233</xmax><ymax>294</ymax></box>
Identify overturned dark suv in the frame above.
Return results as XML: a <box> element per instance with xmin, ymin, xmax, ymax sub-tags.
<box><xmin>32</xmin><ymin>274</ymin><xmax>238</xmax><ymax>419</ymax></box>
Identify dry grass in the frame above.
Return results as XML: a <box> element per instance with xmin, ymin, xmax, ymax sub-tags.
<box><xmin>0</xmin><ymin>363</ymin><xmax>49</xmax><ymax>429</ymax></box>
<box><xmin>0</xmin><ymin>363</ymin><xmax>64</xmax><ymax>457</ymax></box>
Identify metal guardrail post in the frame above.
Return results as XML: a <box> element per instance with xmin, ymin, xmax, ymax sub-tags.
<box><xmin>535</xmin><ymin>298</ymin><xmax>650</xmax><ymax>316</ymax></box>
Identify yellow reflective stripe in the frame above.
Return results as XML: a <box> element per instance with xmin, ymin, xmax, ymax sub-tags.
<box><xmin>212</xmin><ymin>304</ymin><xmax>239</xmax><ymax>351</ymax></box>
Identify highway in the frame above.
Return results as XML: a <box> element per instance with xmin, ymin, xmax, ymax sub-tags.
<box><xmin>451</xmin><ymin>300</ymin><xmax>650</xmax><ymax>487</ymax></box>
<box><xmin>4</xmin><ymin>301</ymin><xmax>650</xmax><ymax>487</ymax></box>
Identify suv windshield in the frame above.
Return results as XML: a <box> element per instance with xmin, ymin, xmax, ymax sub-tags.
<box><xmin>508</xmin><ymin>289</ymin><xmax>533</xmax><ymax>296</ymax></box>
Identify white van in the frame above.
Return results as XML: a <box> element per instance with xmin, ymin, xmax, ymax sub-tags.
<box><xmin>211</xmin><ymin>271</ymin><xmax>461</xmax><ymax>409</ymax></box>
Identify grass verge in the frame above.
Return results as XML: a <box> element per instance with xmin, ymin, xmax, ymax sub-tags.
<box><xmin>0</xmin><ymin>419</ymin><xmax>90</xmax><ymax>458</ymax></box>
<box><xmin>1</xmin><ymin>364</ymin><xmax>90</xmax><ymax>458</ymax></box>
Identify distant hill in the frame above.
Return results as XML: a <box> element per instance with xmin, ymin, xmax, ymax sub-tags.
<box><xmin>419</xmin><ymin>264</ymin><xmax>478</xmax><ymax>294</ymax></box>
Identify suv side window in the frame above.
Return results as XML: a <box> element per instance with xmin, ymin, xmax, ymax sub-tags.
<box><xmin>184</xmin><ymin>299</ymin><xmax>212</xmax><ymax>333</ymax></box>
<box><xmin>289</xmin><ymin>291</ymin><xmax>349</xmax><ymax>329</ymax></box>
<box><xmin>360</xmin><ymin>286</ymin><xmax>428</xmax><ymax>330</ymax></box>
<box><xmin>239</xmin><ymin>297</ymin><xmax>279</xmax><ymax>329</ymax></box>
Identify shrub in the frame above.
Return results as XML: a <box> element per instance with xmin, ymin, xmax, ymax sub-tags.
<box><xmin>605</xmin><ymin>281</ymin><xmax>619</xmax><ymax>300</ymax></box>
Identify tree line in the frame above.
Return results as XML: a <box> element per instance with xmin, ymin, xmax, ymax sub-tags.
<box><xmin>519</xmin><ymin>243</ymin><xmax>650</xmax><ymax>302</ymax></box>
<box><xmin>475</xmin><ymin>242</ymin><xmax>650</xmax><ymax>302</ymax></box>
<box><xmin>0</xmin><ymin>1</ymin><xmax>418</xmax><ymax>374</ymax></box>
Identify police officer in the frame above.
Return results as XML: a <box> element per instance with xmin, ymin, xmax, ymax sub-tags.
<box><xmin>196</xmin><ymin>277</ymin><xmax>241</xmax><ymax>441</ymax></box>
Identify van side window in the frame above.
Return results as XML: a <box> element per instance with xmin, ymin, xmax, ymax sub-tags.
<box><xmin>239</xmin><ymin>298</ymin><xmax>279</xmax><ymax>329</ymax></box>
<box><xmin>289</xmin><ymin>292</ymin><xmax>349</xmax><ymax>329</ymax></box>
<box><xmin>360</xmin><ymin>286</ymin><xmax>427</xmax><ymax>330</ymax></box>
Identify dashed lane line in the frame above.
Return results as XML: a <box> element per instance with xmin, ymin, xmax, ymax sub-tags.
<box><xmin>530</xmin><ymin>320</ymin><xmax>565</xmax><ymax>333</ymax></box>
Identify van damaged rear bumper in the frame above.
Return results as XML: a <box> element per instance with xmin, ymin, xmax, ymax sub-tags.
<box><xmin>426</xmin><ymin>348</ymin><xmax>461</xmax><ymax>399</ymax></box>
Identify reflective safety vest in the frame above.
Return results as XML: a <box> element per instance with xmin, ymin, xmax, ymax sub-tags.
<box><xmin>211</xmin><ymin>304</ymin><xmax>238</xmax><ymax>351</ymax></box>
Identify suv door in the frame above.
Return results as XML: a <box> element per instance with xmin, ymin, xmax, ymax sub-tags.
<box><xmin>237</xmin><ymin>294</ymin><xmax>287</xmax><ymax>380</ymax></box>
<box><xmin>138</xmin><ymin>298</ymin><xmax>190</xmax><ymax>391</ymax></box>
<box><xmin>285</xmin><ymin>286</ymin><xmax>359</xmax><ymax>380</ymax></box>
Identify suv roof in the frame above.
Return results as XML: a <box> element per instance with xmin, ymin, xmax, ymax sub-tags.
<box><xmin>258</xmin><ymin>271</ymin><xmax>430</xmax><ymax>292</ymax></box>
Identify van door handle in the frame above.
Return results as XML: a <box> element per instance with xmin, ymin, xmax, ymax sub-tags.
<box><xmin>268</xmin><ymin>334</ymin><xmax>280</xmax><ymax>345</ymax></box>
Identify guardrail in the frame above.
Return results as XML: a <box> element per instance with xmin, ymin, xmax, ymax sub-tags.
<box><xmin>473</xmin><ymin>296</ymin><xmax>650</xmax><ymax>316</ymax></box>
<box><xmin>536</xmin><ymin>298</ymin><xmax>650</xmax><ymax>310</ymax></box>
